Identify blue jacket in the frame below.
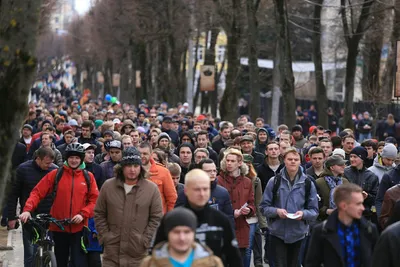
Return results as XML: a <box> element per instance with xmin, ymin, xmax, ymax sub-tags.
<box><xmin>100</xmin><ymin>160</ymin><xmax>118</xmax><ymax>180</ymax></box>
<box><xmin>175</xmin><ymin>179</ymin><xmax>235</xmax><ymax>228</ymax></box>
<box><xmin>85</xmin><ymin>218</ymin><xmax>103</xmax><ymax>252</ymax></box>
<box><xmin>260</xmin><ymin>168</ymin><xmax>318</xmax><ymax>244</ymax></box>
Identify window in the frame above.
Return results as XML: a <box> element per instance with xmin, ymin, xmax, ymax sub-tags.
<box><xmin>192</xmin><ymin>45</ymin><xmax>204</xmax><ymax>62</ymax></box>
<box><xmin>216</xmin><ymin>45</ymin><xmax>226</xmax><ymax>63</ymax></box>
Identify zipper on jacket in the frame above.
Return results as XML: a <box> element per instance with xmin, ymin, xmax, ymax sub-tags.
<box><xmin>69</xmin><ymin>170</ymin><xmax>75</xmax><ymax>232</ymax></box>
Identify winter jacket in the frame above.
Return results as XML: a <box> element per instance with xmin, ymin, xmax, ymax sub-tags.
<box><xmin>175</xmin><ymin>183</ymin><xmax>184</xmax><ymax>196</ymax></box>
<box><xmin>57</xmin><ymin>143</ymin><xmax>68</xmax><ymax>160</ymax></box>
<box><xmin>52</xmin><ymin>146</ymin><xmax>63</xmax><ymax>167</ymax></box>
<box><xmin>328</xmin><ymin>114</ymin><xmax>338</xmax><ymax>132</ymax></box>
<box><xmin>372</xmin><ymin>221</ymin><xmax>400</xmax><ymax>267</ymax></box>
<box><xmin>379</xmin><ymin>185</ymin><xmax>400</xmax><ymax>229</ymax></box>
<box><xmin>217</xmin><ymin>173</ymin><xmax>255</xmax><ymax>248</ymax></box>
<box><xmin>94</xmin><ymin>152</ymin><xmax>108</xmax><ymax>165</ymax></box>
<box><xmin>256</xmin><ymin>160</ymin><xmax>285</xmax><ymax>192</ymax></box>
<box><xmin>368</xmin><ymin>155</ymin><xmax>395</xmax><ymax>183</ymax></box>
<box><xmin>154</xmin><ymin>203</ymin><xmax>243</xmax><ymax>267</ymax></box>
<box><xmin>23</xmin><ymin>164</ymin><xmax>99</xmax><ymax>233</ymax></box>
<box><xmin>100</xmin><ymin>160</ymin><xmax>118</xmax><ymax>180</ymax></box>
<box><xmin>206</xmin><ymin>146</ymin><xmax>219</xmax><ymax>167</ymax></box>
<box><xmin>309</xmin><ymin>110</ymin><xmax>318</xmax><ymax>125</ymax></box>
<box><xmin>7</xmin><ymin>160</ymin><xmax>58</xmax><ymax>219</ymax></box>
<box><xmin>260</xmin><ymin>168</ymin><xmax>319</xmax><ymax>244</ymax></box>
<box><xmin>146</xmin><ymin>158</ymin><xmax>177</xmax><ymax>213</ymax></box>
<box><xmin>294</xmin><ymin>137</ymin><xmax>307</xmax><ymax>150</ymax></box>
<box><xmin>306</xmin><ymin>210</ymin><xmax>378</xmax><ymax>267</ymax></box>
<box><xmin>175</xmin><ymin>179</ymin><xmax>235</xmax><ymax>227</ymax></box>
<box><xmin>140</xmin><ymin>242</ymin><xmax>224</xmax><ymax>267</ymax></box>
<box><xmin>344</xmin><ymin>166</ymin><xmax>379</xmax><ymax>217</ymax></box>
<box><xmin>85</xmin><ymin>162</ymin><xmax>106</xmax><ymax>190</ymax></box>
<box><xmin>12</xmin><ymin>142</ymin><xmax>27</xmax><ymax>168</ymax></box>
<box><xmin>316</xmin><ymin>170</ymin><xmax>349</xmax><ymax>221</ymax></box>
<box><xmin>94</xmin><ymin>177</ymin><xmax>163</xmax><ymax>267</ymax></box>
<box><xmin>212</xmin><ymin>137</ymin><xmax>226</xmax><ymax>154</ymax></box>
<box><xmin>19</xmin><ymin>137</ymin><xmax>32</xmax><ymax>152</ymax></box>
<box><xmin>376</xmin><ymin>165</ymin><xmax>400</xmax><ymax>216</ymax></box>
<box><xmin>306</xmin><ymin>166</ymin><xmax>324</xmax><ymax>181</ymax></box>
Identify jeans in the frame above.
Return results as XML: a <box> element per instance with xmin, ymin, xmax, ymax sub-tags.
<box><xmin>253</xmin><ymin>225</ymin><xmax>263</xmax><ymax>265</ymax></box>
<box><xmin>244</xmin><ymin>223</ymin><xmax>257</xmax><ymax>267</ymax></box>
<box><xmin>52</xmin><ymin>231</ymin><xmax>88</xmax><ymax>267</ymax></box>
<box><xmin>359</xmin><ymin>133</ymin><xmax>371</xmax><ymax>142</ymax></box>
<box><xmin>22</xmin><ymin>225</ymin><xmax>37</xmax><ymax>267</ymax></box>
<box><xmin>87</xmin><ymin>252</ymin><xmax>102</xmax><ymax>267</ymax></box>
<box><xmin>298</xmin><ymin>234</ymin><xmax>310</xmax><ymax>267</ymax></box>
<box><xmin>269</xmin><ymin>235</ymin><xmax>303</xmax><ymax>267</ymax></box>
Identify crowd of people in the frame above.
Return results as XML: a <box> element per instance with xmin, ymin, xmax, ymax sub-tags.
<box><xmin>2</xmin><ymin>84</ymin><xmax>400</xmax><ymax>267</ymax></box>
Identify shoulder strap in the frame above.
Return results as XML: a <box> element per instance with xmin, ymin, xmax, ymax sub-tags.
<box><xmin>271</xmin><ymin>174</ymin><xmax>282</xmax><ymax>206</ymax></box>
<box><xmin>52</xmin><ymin>167</ymin><xmax>64</xmax><ymax>201</ymax></box>
<box><xmin>304</xmin><ymin>177</ymin><xmax>312</xmax><ymax>209</ymax></box>
<box><xmin>82</xmin><ymin>170</ymin><xmax>91</xmax><ymax>193</ymax></box>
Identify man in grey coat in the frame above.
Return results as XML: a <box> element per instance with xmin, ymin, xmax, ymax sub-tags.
<box><xmin>260</xmin><ymin>147</ymin><xmax>318</xmax><ymax>267</ymax></box>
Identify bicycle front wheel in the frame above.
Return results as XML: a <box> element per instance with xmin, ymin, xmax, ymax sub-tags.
<box><xmin>34</xmin><ymin>250</ymin><xmax>57</xmax><ymax>267</ymax></box>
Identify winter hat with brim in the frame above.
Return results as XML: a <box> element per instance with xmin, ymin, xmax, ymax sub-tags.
<box><xmin>350</xmin><ymin>146</ymin><xmax>367</xmax><ymax>161</ymax></box>
<box><xmin>325</xmin><ymin>155</ymin><xmax>347</xmax><ymax>168</ymax></box>
<box><xmin>104</xmin><ymin>140</ymin><xmax>123</xmax><ymax>151</ymax></box>
<box><xmin>243</xmin><ymin>154</ymin><xmax>254</xmax><ymax>164</ymax></box>
<box><xmin>381</xmin><ymin>143</ymin><xmax>398</xmax><ymax>159</ymax></box>
<box><xmin>120</xmin><ymin>147</ymin><xmax>142</xmax><ymax>166</ymax></box>
<box><xmin>164</xmin><ymin>207</ymin><xmax>197</xmax><ymax>234</ymax></box>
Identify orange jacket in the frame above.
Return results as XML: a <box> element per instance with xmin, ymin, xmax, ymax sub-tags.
<box><xmin>23</xmin><ymin>165</ymin><xmax>99</xmax><ymax>233</ymax></box>
<box><xmin>147</xmin><ymin>158</ymin><xmax>177</xmax><ymax>213</ymax></box>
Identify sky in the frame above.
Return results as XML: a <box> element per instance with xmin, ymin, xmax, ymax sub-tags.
<box><xmin>75</xmin><ymin>0</ymin><xmax>91</xmax><ymax>15</ymax></box>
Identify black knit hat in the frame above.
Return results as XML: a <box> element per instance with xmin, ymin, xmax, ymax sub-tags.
<box><xmin>164</xmin><ymin>208</ymin><xmax>197</xmax><ymax>234</ymax></box>
<box><xmin>350</xmin><ymin>146</ymin><xmax>367</xmax><ymax>161</ymax></box>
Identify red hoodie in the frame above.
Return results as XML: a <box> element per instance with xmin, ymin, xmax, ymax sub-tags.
<box><xmin>23</xmin><ymin>165</ymin><xmax>99</xmax><ymax>233</ymax></box>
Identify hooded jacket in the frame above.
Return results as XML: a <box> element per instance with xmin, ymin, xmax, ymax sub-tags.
<box><xmin>140</xmin><ymin>242</ymin><xmax>223</xmax><ymax>267</ymax></box>
<box><xmin>260</xmin><ymin>168</ymin><xmax>319</xmax><ymax>244</ymax></box>
<box><xmin>256</xmin><ymin>159</ymin><xmax>285</xmax><ymax>192</ymax></box>
<box><xmin>94</xmin><ymin>176</ymin><xmax>163</xmax><ymax>267</ymax></box>
<box><xmin>100</xmin><ymin>160</ymin><xmax>119</xmax><ymax>180</ymax></box>
<box><xmin>78</xmin><ymin>133</ymin><xmax>102</xmax><ymax>155</ymax></box>
<box><xmin>23</xmin><ymin>163</ymin><xmax>99</xmax><ymax>233</ymax></box>
<box><xmin>154</xmin><ymin>202</ymin><xmax>243</xmax><ymax>267</ymax></box>
<box><xmin>368</xmin><ymin>155</ymin><xmax>395</xmax><ymax>183</ymax></box>
<box><xmin>255</xmin><ymin>128</ymin><xmax>268</xmax><ymax>154</ymax></box>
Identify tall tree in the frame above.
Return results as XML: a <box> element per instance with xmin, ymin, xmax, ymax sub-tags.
<box><xmin>312</xmin><ymin>0</ymin><xmax>328</xmax><ymax>128</ymax></box>
<box><xmin>274</xmin><ymin>0</ymin><xmax>296</xmax><ymax>127</ymax></box>
<box><xmin>0</xmin><ymin>0</ymin><xmax>45</xmax><ymax>202</ymax></box>
<box><xmin>247</xmin><ymin>0</ymin><xmax>261</xmax><ymax>121</ymax></box>
<box><xmin>341</xmin><ymin>0</ymin><xmax>375</xmax><ymax>129</ymax></box>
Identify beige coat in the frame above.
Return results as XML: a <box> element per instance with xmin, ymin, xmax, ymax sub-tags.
<box><xmin>140</xmin><ymin>242</ymin><xmax>224</xmax><ymax>267</ymax></box>
<box><xmin>94</xmin><ymin>177</ymin><xmax>163</xmax><ymax>267</ymax></box>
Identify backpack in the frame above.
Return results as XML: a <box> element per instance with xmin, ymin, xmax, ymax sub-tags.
<box><xmin>271</xmin><ymin>174</ymin><xmax>312</xmax><ymax>209</ymax></box>
<box><xmin>52</xmin><ymin>167</ymin><xmax>91</xmax><ymax>202</ymax></box>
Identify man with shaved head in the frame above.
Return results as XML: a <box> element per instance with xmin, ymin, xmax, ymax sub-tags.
<box><xmin>154</xmin><ymin>169</ymin><xmax>243</xmax><ymax>267</ymax></box>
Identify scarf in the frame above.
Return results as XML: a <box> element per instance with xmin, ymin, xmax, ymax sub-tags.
<box><xmin>324</xmin><ymin>176</ymin><xmax>343</xmax><ymax>209</ymax></box>
<box><xmin>337</xmin><ymin>222</ymin><xmax>361</xmax><ymax>267</ymax></box>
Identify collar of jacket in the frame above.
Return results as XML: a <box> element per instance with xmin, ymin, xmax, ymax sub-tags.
<box><xmin>115</xmin><ymin>176</ymin><xmax>144</xmax><ymax>189</ymax></box>
<box><xmin>350</xmin><ymin>165</ymin><xmax>366</xmax><ymax>172</ymax></box>
<box><xmin>147</xmin><ymin>157</ymin><xmax>159</xmax><ymax>176</ymax></box>
<box><xmin>219</xmin><ymin>173</ymin><xmax>245</xmax><ymax>184</ymax></box>
<box><xmin>211</xmin><ymin>179</ymin><xmax>218</xmax><ymax>190</ymax></box>
<box><xmin>151</xmin><ymin>241</ymin><xmax>213</xmax><ymax>262</ymax></box>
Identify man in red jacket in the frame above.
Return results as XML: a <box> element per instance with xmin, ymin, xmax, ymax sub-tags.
<box><xmin>20</xmin><ymin>143</ymin><xmax>99</xmax><ymax>267</ymax></box>
<box><xmin>217</xmin><ymin>148</ymin><xmax>255</xmax><ymax>266</ymax></box>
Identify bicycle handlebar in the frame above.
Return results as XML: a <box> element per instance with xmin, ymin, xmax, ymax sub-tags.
<box><xmin>28</xmin><ymin>214</ymin><xmax>72</xmax><ymax>231</ymax></box>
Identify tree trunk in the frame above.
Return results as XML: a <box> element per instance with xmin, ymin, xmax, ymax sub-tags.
<box><xmin>382</xmin><ymin>2</ymin><xmax>400</xmax><ymax>101</ymax></box>
<box><xmin>247</xmin><ymin>0</ymin><xmax>261</xmax><ymax>121</ymax></box>
<box><xmin>0</xmin><ymin>0</ymin><xmax>44</xmax><ymax>202</ymax></box>
<box><xmin>341</xmin><ymin>0</ymin><xmax>374</xmax><ymax>129</ymax></box>
<box><xmin>312</xmin><ymin>0</ymin><xmax>328</xmax><ymax>128</ymax></box>
<box><xmin>274</xmin><ymin>0</ymin><xmax>296</xmax><ymax>127</ymax></box>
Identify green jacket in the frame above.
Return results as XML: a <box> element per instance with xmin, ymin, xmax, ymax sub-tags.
<box><xmin>251</xmin><ymin>176</ymin><xmax>267</xmax><ymax>228</ymax></box>
<box><xmin>316</xmin><ymin>169</ymin><xmax>349</xmax><ymax>221</ymax></box>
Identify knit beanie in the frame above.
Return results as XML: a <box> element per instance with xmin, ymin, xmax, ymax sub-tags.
<box><xmin>381</xmin><ymin>143</ymin><xmax>398</xmax><ymax>159</ymax></box>
<box><xmin>120</xmin><ymin>147</ymin><xmax>142</xmax><ymax>166</ymax></box>
<box><xmin>22</xmin><ymin>124</ymin><xmax>33</xmax><ymax>132</ymax></box>
<box><xmin>164</xmin><ymin>208</ymin><xmax>197</xmax><ymax>234</ymax></box>
<box><xmin>350</xmin><ymin>146</ymin><xmax>367</xmax><ymax>161</ymax></box>
<box><xmin>95</xmin><ymin>120</ymin><xmax>104</xmax><ymax>129</ymax></box>
<box><xmin>157</xmin><ymin>132</ymin><xmax>171</xmax><ymax>144</ymax></box>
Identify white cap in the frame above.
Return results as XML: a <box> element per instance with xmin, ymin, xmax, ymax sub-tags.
<box><xmin>183</xmin><ymin>102</ymin><xmax>189</xmax><ymax>107</ymax></box>
<box><xmin>113</xmin><ymin>118</ymin><xmax>121</xmax><ymax>124</ymax></box>
<box><xmin>82</xmin><ymin>143</ymin><xmax>97</xmax><ymax>150</ymax></box>
<box><xmin>332</xmin><ymin>148</ymin><xmax>346</xmax><ymax>159</ymax></box>
<box><xmin>68</xmin><ymin>119</ymin><xmax>78</xmax><ymax>126</ymax></box>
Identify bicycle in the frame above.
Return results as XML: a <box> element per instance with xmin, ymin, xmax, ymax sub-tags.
<box><xmin>23</xmin><ymin>213</ymin><xmax>71</xmax><ymax>267</ymax></box>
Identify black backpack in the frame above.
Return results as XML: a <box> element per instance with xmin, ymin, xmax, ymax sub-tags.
<box><xmin>52</xmin><ymin>167</ymin><xmax>91</xmax><ymax>202</ymax></box>
<box><xmin>271</xmin><ymin>174</ymin><xmax>312</xmax><ymax>209</ymax></box>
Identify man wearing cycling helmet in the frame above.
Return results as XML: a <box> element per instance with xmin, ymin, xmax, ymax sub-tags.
<box><xmin>20</xmin><ymin>143</ymin><xmax>99</xmax><ymax>267</ymax></box>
